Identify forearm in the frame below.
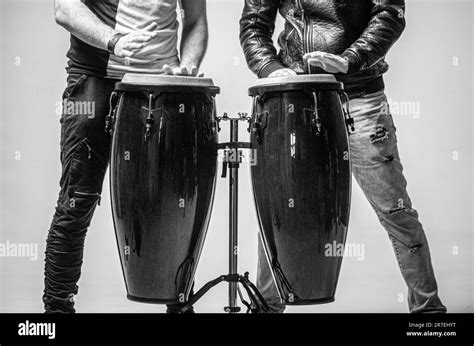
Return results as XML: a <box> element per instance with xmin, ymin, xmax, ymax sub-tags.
<box><xmin>239</xmin><ymin>0</ymin><xmax>283</xmax><ymax>78</ymax></box>
<box><xmin>55</xmin><ymin>0</ymin><xmax>116</xmax><ymax>51</ymax></box>
<box><xmin>341</xmin><ymin>0</ymin><xmax>406</xmax><ymax>73</ymax></box>
<box><xmin>180</xmin><ymin>17</ymin><xmax>208</xmax><ymax>68</ymax></box>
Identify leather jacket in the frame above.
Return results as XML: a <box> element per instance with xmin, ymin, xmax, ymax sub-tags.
<box><xmin>240</xmin><ymin>0</ymin><xmax>406</xmax><ymax>92</ymax></box>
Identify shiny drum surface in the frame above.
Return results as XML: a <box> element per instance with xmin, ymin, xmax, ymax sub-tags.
<box><xmin>110</xmin><ymin>74</ymin><xmax>219</xmax><ymax>303</ymax></box>
<box><xmin>249</xmin><ymin>75</ymin><xmax>351</xmax><ymax>305</ymax></box>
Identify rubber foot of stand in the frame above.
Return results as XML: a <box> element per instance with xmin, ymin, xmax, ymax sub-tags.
<box><xmin>224</xmin><ymin>306</ymin><xmax>241</xmax><ymax>313</ymax></box>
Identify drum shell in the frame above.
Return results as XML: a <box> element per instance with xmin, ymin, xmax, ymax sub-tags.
<box><xmin>250</xmin><ymin>87</ymin><xmax>351</xmax><ymax>305</ymax></box>
<box><xmin>110</xmin><ymin>87</ymin><xmax>218</xmax><ymax>304</ymax></box>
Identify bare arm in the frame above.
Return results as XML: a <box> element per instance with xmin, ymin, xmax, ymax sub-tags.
<box><xmin>54</xmin><ymin>0</ymin><xmax>116</xmax><ymax>50</ymax></box>
<box><xmin>180</xmin><ymin>0</ymin><xmax>208</xmax><ymax>69</ymax></box>
<box><xmin>54</xmin><ymin>0</ymin><xmax>157</xmax><ymax>57</ymax></box>
<box><xmin>164</xmin><ymin>0</ymin><xmax>208</xmax><ymax>75</ymax></box>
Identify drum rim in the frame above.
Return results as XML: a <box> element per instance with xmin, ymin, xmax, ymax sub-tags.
<box><xmin>248</xmin><ymin>74</ymin><xmax>343</xmax><ymax>96</ymax></box>
<box><xmin>119</xmin><ymin>73</ymin><xmax>217</xmax><ymax>88</ymax></box>
<box><xmin>254</xmin><ymin>74</ymin><xmax>338</xmax><ymax>86</ymax></box>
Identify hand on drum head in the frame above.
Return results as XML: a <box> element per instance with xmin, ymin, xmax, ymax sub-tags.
<box><xmin>268</xmin><ymin>68</ymin><xmax>297</xmax><ymax>78</ymax></box>
<box><xmin>304</xmin><ymin>51</ymin><xmax>349</xmax><ymax>74</ymax></box>
<box><xmin>162</xmin><ymin>64</ymin><xmax>204</xmax><ymax>77</ymax></box>
<box><xmin>114</xmin><ymin>23</ymin><xmax>159</xmax><ymax>58</ymax></box>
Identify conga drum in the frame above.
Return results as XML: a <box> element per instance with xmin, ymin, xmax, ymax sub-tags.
<box><xmin>110</xmin><ymin>74</ymin><xmax>220</xmax><ymax>304</ymax></box>
<box><xmin>249</xmin><ymin>75</ymin><xmax>352</xmax><ymax>305</ymax></box>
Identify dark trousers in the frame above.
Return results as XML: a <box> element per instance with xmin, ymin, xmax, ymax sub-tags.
<box><xmin>44</xmin><ymin>73</ymin><xmax>188</xmax><ymax>313</ymax></box>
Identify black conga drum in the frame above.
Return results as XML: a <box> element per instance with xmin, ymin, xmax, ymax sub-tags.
<box><xmin>110</xmin><ymin>74</ymin><xmax>220</xmax><ymax>304</ymax></box>
<box><xmin>249</xmin><ymin>75</ymin><xmax>352</xmax><ymax>305</ymax></box>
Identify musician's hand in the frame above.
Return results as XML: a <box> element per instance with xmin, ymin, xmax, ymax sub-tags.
<box><xmin>304</xmin><ymin>51</ymin><xmax>349</xmax><ymax>74</ymax></box>
<box><xmin>114</xmin><ymin>23</ymin><xmax>158</xmax><ymax>58</ymax></box>
<box><xmin>268</xmin><ymin>68</ymin><xmax>297</xmax><ymax>78</ymax></box>
<box><xmin>163</xmin><ymin>64</ymin><xmax>204</xmax><ymax>77</ymax></box>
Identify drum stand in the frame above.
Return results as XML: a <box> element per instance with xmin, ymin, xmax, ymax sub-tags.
<box><xmin>177</xmin><ymin>113</ymin><xmax>270</xmax><ymax>314</ymax></box>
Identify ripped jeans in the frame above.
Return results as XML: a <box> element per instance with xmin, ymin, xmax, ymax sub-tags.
<box><xmin>43</xmin><ymin>73</ymin><xmax>186</xmax><ymax>313</ymax></box>
<box><xmin>257</xmin><ymin>90</ymin><xmax>447</xmax><ymax>313</ymax></box>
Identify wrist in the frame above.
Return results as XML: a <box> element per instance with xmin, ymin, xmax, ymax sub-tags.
<box><xmin>107</xmin><ymin>33</ymin><xmax>125</xmax><ymax>55</ymax></box>
<box><xmin>179</xmin><ymin>61</ymin><xmax>197</xmax><ymax>69</ymax></box>
<box><xmin>341</xmin><ymin>50</ymin><xmax>362</xmax><ymax>74</ymax></box>
<box><xmin>259</xmin><ymin>61</ymin><xmax>287</xmax><ymax>78</ymax></box>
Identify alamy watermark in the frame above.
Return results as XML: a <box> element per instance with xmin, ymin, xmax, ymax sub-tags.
<box><xmin>381</xmin><ymin>98</ymin><xmax>421</xmax><ymax>119</ymax></box>
<box><xmin>325</xmin><ymin>241</ymin><xmax>365</xmax><ymax>261</ymax></box>
<box><xmin>0</xmin><ymin>241</ymin><xmax>38</xmax><ymax>261</ymax></box>
<box><xmin>56</xmin><ymin>100</ymin><xmax>96</xmax><ymax>119</ymax></box>
<box><xmin>18</xmin><ymin>320</ymin><xmax>56</xmax><ymax>340</ymax></box>
<box><xmin>218</xmin><ymin>148</ymin><xmax>258</xmax><ymax>166</ymax></box>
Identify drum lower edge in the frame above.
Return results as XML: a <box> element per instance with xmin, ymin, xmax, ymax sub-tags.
<box><xmin>127</xmin><ymin>294</ymin><xmax>183</xmax><ymax>305</ymax></box>
<box><xmin>284</xmin><ymin>297</ymin><xmax>336</xmax><ymax>306</ymax></box>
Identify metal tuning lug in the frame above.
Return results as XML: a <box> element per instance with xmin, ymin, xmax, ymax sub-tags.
<box><xmin>212</xmin><ymin>120</ymin><xmax>219</xmax><ymax>133</ymax></box>
<box><xmin>145</xmin><ymin>93</ymin><xmax>155</xmax><ymax>141</ymax></box>
<box><xmin>105</xmin><ymin>91</ymin><xmax>120</xmax><ymax>135</ymax></box>
<box><xmin>306</xmin><ymin>91</ymin><xmax>322</xmax><ymax>135</ymax></box>
<box><xmin>141</xmin><ymin>93</ymin><xmax>162</xmax><ymax>142</ymax></box>
<box><xmin>252</xmin><ymin>112</ymin><xmax>268</xmax><ymax>143</ymax></box>
<box><xmin>251</xmin><ymin>96</ymin><xmax>267</xmax><ymax>142</ymax></box>
<box><xmin>339</xmin><ymin>90</ymin><xmax>355</xmax><ymax>133</ymax></box>
<box><xmin>206</xmin><ymin>119</ymin><xmax>219</xmax><ymax>140</ymax></box>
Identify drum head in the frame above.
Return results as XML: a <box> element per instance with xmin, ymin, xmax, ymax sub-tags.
<box><xmin>249</xmin><ymin>74</ymin><xmax>343</xmax><ymax>96</ymax></box>
<box><xmin>118</xmin><ymin>73</ymin><xmax>220</xmax><ymax>95</ymax></box>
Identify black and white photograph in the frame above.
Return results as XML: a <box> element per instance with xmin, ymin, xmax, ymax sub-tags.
<box><xmin>0</xmin><ymin>0</ymin><xmax>472</xmax><ymax>344</ymax></box>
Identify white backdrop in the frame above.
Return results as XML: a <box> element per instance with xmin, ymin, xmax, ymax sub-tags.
<box><xmin>0</xmin><ymin>0</ymin><xmax>472</xmax><ymax>313</ymax></box>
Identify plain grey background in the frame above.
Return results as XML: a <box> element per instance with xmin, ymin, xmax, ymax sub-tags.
<box><xmin>0</xmin><ymin>0</ymin><xmax>472</xmax><ymax>313</ymax></box>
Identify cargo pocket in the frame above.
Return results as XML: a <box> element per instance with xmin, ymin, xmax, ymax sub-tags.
<box><xmin>61</xmin><ymin>138</ymin><xmax>105</xmax><ymax>230</ymax></box>
<box><xmin>68</xmin><ymin>138</ymin><xmax>107</xmax><ymax>197</ymax></box>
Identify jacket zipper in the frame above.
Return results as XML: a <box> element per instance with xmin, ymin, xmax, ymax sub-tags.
<box><xmin>298</xmin><ymin>0</ymin><xmax>313</xmax><ymax>73</ymax></box>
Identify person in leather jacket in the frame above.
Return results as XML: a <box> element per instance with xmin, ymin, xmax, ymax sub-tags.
<box><xmin>240</xmin><ymin>0</ymin><xmax>447</xmax><ymax>313</ymax></box>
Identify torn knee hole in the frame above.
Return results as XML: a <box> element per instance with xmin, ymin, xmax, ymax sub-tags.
<box><xmin>370</xmin><ymin>126</ymin><xmax>389</xmax><ymax>143</ymax></box>
<box><xmin>389</xmin><ymin>206</ymin><xmax>407</xmax><ymax>214</ymax></box>
<box><xmin>409</xmin><ymin>243</ymin><xmax>423</xmax><ymax>253</ymax></box>
<box><xmin>384</xmin><ymin>155</ymin><xmax>394</xmax><ymax>163</ymax></box>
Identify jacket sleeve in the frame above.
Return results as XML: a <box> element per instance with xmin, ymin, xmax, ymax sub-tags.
<box><xmin>239</xmin><ymin>0</ymin><xmax>286</xmax><ymax>78</ymax></box>
<box><xmin>341</xmin><ymin>0</ymin><xmax>406</xmax><ymax>73</ymax></box>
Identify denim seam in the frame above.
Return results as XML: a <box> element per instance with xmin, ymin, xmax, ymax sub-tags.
<box><xmin>368</xmin><ymin>201</ymin><xmax>407</xmax><ymax>278</ymax></box>
<box><xmin>389</xmin><ymin>234</ymin><xmax>405</xmax><ymax>275</ymax></box>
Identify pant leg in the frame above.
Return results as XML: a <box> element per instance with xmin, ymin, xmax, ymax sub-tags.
<box><xmin>348</xmin><ymin>90</ymin><xmax>446</xmax><ymax>313</ymax></box>
<box><xmin>43</xmin><ymin>73</ymin><xmax>116</xmax><ymax>313</ymax></box>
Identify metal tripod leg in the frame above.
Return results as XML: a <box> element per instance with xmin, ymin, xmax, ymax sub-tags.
<box><xmin>226</xmin><ymin>118</ymin><xmax>240</xmax><ymax>313</ymax></box>
<box><xmin>174</xmin><ymin>114</ymin><xmax>270</xmax><ymax>314</ymax></box>
<box><xmin>177</xmin><ymin>273</ymin><xmax>270</xmax><ymax>313</ymax></box>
